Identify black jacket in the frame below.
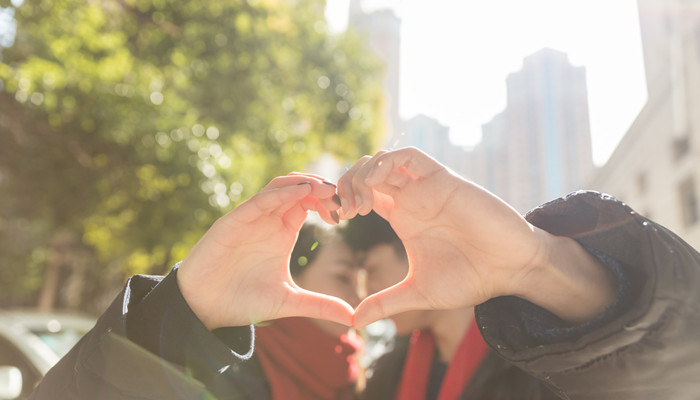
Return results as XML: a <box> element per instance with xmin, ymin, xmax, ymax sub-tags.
<box><xmin>30</xmin><ymin>191</ymin><xmax>700</xmax><ymax>399</ymax></box>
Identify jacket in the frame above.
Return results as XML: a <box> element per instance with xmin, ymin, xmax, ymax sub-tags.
<box><xmin>364</xmin><ymin>191</ymin><xmax>700</xmax><ymax>399</ymax></box>
<box><xmin>30</xmin><ymin>191</ymin><xmax>700</xmax><ymax>399</ymax></box>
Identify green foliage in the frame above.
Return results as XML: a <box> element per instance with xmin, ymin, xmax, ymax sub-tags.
<box><xmin>0</xmin><ymin>0</ymin><xmax>383</xmax><ymax>310</ymax></box>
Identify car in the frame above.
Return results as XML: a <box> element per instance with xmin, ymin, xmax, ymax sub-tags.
<box><xmin>0</xmin><ymin>309</ymin><xmax>95</xmax><ymax>400</ymax></box>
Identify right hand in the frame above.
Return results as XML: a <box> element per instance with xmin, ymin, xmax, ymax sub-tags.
<box><xmin>177</xmin><ymin>174</ymin><xmax>353</xmax><ymax>330</ymax></box>
<box><xmin>337</xmin><ymin>148</ymin><xmax>546</xmax><ymax>329</ymax></box>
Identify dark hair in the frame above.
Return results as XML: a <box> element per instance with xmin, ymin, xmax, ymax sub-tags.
<box><xmin>342</xmin><ymin>211</ymin><xmax>406</xmax><ymax>259</ymax></box>
<box><xmin>290</xmin><ymin>223</ymin><xmax>333</xmax><ymax>277</ymax></box>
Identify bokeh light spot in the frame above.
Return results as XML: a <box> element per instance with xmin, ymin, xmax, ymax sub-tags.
<box><xmin>317</xmin><ymin>75</ymin><xmax>330</xmax><ymax>89</ymax></box>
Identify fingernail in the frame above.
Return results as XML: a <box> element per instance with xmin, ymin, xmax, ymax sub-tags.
<box><xmin>332</xmin><ymin>194</ymin><xmax>341</xmax><ymax>206</ymax></box>
<box><xmin>297</xmin><ymin>182</ymin><xmax>311</xmax><ymax>185</ymax></box>
<box><xmin>323</xmin><ymin>180</ymin><xmax>337</xmax><ymax>187</ymax></box>
<box><xmin>340</xmin><ymin>198</ymin><xmax>349</xmax><ymax>214</ymax></box>
<box><xmin>331</xmin><ymin>210</ymin><xmax>340</xmax><ymax>224</ymax></box>
<box><xmin>355</xmin><ymin>195</ymin><xmax>362</xmax><ymax>210</ymax></box>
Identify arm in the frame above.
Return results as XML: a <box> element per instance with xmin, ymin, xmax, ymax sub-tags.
<box><xmin>476</xmin><ymin>191</ymin><xmax>700</xmax><ymax>399</ymax></box>
<box><xmin>511</xmin><ymin>227</ymin><xmax>616</xmax><ymax>324</ymax></box>
<box><xmin>29</xmin><ymin>273</ymin><xmax>224</xmax><ymax>400</ymax></box>
<box><xmin>30</xmin><ymin>173</ymin><xmax>351</xmax><ymax>399</ymax></box>
<box><xmin>338</xmin><ymin>148</ymin><xmax>700</xmax><ymax>398</ymax></box>
<box><xmin>337</xmin><ymin>147</ymin><xmax>616</xmax><ymax>327</ymax></box>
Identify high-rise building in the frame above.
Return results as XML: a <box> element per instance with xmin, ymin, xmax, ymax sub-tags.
<box><xmin>348</xmin><ymin>0</ymin><xmax>401</xmax><ymax>146</ymax></box>
<box><xmin>589</xmin><ymin>0</ymin><xmax>700</xmax><ymax>248</ymax></box>
<box><xmin>401</xmin><ymin>114</ymin><xmax>451</xmax><ymax>161</ymax></box>
<box><xmin>472</xmin><ymin>48</ymin><xmax>594</xmax><ymax>213</ymax></box>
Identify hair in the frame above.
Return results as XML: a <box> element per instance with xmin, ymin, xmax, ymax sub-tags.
<box><xmin>342</xmin><ymin>211</ymin><xmax>406</xmax><ymax>259</ymax></box>
<box><xmin>290</xmin><ymin>222</ymin><xmax>335</xmax><ymax>277</ymax></box>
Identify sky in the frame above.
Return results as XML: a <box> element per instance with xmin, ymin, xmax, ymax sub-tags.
<box><xmin>0</xmin><ymin>1</ymin><xmax>648</xmax><ymax>166</ymax></box>
<box><xmin>325</xmin><ymin>0</ymin><xmax>648</xmax><ymax>166</ymax></box>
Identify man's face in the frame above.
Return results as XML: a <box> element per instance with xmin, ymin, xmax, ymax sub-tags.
<box><xmin>362</xmin><ymin>243</ymin><xmax>431</xmax><ymax>335</ymax></box>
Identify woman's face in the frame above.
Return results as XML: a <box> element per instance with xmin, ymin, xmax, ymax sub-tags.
<box><xmin>294</xmin><ymin>240</ymin><xmax>361</xmax><ymax>337</ymax></box>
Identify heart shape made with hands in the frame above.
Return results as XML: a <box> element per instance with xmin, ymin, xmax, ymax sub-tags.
<box><xmin>178</xmin><ymin>147</ymin><xmax>542</xmax><ymax>331</ymax></box>
<box><xmin>177</xmin><ymin>174</ymin><xmax>416</xmax><ymax>331</ymax></box>
<box><xmin>289</xmin><ymin>213</ymin><xmax>409</xmax><ymax>330</ymax></box>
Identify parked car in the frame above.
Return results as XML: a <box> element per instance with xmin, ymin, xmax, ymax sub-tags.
<box><xmin>0</xmin><ymin>309</ymin><xmax>95</xmax><ymax>400</ymax></box>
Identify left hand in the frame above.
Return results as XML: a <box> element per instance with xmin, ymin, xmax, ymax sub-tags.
<box><xmin>177</xmin><ymin>173</ymin><xmax>353</xmax><ymax>330</ymax></box>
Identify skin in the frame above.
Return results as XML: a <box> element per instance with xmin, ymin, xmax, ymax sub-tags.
<box><xmin>293</xmin><ymin>239</ymin><xmax>361</xmax><ymax>337</ymax></box>
<box><xmin>362</xmin><ymin>243</ymin><xmax>473</xmax><ymax>362</ymax></box>
<box><xmin>361</xmin><ymin>244</ymin><xmax>430</xmax><ymax>334</ymax></box>
<box><xmin>175</xmin><ymin>146</ymin><xmax>616</xmax><ymax>357</ymax></box>
<box><xmin>336</xmin><ymin>147</ymin><xmax>617</xmax><ymax>330</ymax></box>
<box><xmin>177</xmin><ymin>174</ymin><xmax>353</xmax><ymax>330</ymax></box>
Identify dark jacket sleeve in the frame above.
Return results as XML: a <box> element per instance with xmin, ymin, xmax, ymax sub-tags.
<box><xmin>475</xmin><ymin>190</ymin><xmax>700</xmax><ymax>399</ymax></box>
<box><xmin>29</xmin><ymin>266</ymin><xmax>269</xmax><ymax>400</ymax></box>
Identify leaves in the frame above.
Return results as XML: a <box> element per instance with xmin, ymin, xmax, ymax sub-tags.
<box><xmin>0</xmin><ymin>0</ymin><xmax>383</xmax><ymax>311</ymax></box>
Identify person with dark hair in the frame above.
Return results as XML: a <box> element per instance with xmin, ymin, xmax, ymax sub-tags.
<box><xmin>27</xmin><ymin>148</ymin><xmax>700</xmax><ymax>400</ymax></box>
<box><xmin>29</xmin><ymin>174</ymin><xmax>358</xmax><ymax>399</ymax></box>
<box><xmin>255</xmin><ymin>222</ymin><xmax>363</xmax><ymax>400</ymax></box>
<box><xmin>335</xmin><ymin>147</ymin><xmax>700</xmax><ymax>399</ymax></box>
<box><xmin>344</xmin><ymin>211</ymin><xmax>484</xmax><ymax>399</ymax></box>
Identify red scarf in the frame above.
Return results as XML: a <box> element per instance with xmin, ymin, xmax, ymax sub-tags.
<box><xmin>395</xmin><ymin>318</ymin><xmax>488</xmax><ymax>400</ymax></box>
<box><xmin>255</xmin><ymin>317</ymin><xmax>362</xmax><ymax>400</ymax></box>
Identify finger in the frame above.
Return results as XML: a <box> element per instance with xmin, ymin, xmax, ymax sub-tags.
<box><xmin>286</xmin><ymin>175</ymin><xmax>340</xmax><ymax>212</ymax></box>
<box><xmin>365</xmin><ymin>147</ymin><xmax>443</xmax><ymax>187</ymax></box>
<box><xmin>367</xmin><ymin>185</ymin><xmax>398</xmax><ymax>217</ymax></box>
<box><xmin>230</xmin><ymin>183</ymin><xmax>312</xmax><ymax>224</ymax></box>
<box><xmin>352</xmin><ymin>282</ymin><xmax>421</xmax><ymax>330</ymax></box>
<box><xmin>282</xmin><ymin>202</ymin><xmax>313</xmax><ymax>231</ymax></box>
<box><xmin>264</xmin><ymin>175</ymin><xmax>338</xmax><ymax>201</ymax></box>
<box><xmin>299</xmin><ymin>196</ymin><xmax>340</xmax><ymax>225</ymax></box>
<box><xmin>337</xmin><ymin>155</ymin><xmax>372</xmax><ymax>219</ymax></box>
<box><xmin>317</xmin><ymin>192</ymin><xmax>342</xmax><ymax>213</ymax></box>
<box><xmin>288</xmin><ymin>171</ymin><xmax>333</xmax><ymax>183</ymax></box>
<box><xmin>280</xmin><ymin>287</ymin><xmax>355</xmax><ymax>326</ymax></box>
<box><xmin>353</xmin><ymin>150</ymin><xmax>388</xmax><ymax>216</ymax></box>
<box><xmin>264</xmin><ymin>175</ymin><xmax>339</xmax><ymax>216</ymax></box>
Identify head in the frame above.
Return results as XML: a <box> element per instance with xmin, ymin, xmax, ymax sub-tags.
<box><xmin>291</xmin><ymin>222</ymin><xmax>361</xmax><ymax>337</ymax></box>
<box><xmin>343</xmin><ymin>212</ymin><xmax>434</xmax><ymax>335</ymax></box>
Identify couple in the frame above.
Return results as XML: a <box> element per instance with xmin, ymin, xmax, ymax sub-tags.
<box><xmin>30</xmin><ymin>148</ymin><xmax>700</xmax><ymax>399</ymax></box>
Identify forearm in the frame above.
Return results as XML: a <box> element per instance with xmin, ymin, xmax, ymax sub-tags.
<box><xmin>477</xmin><ymin>191</ymin><xmax>700</xmax><ymax>399</ymax></box>
<box><xmin>514</xmin><ymin>227</ymin><xmax>617</xmax><ymax>324</ymax></box>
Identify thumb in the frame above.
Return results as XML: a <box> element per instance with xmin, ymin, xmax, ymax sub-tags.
<box><xmin>279</xmin><ymin>287</ymin><xmax>355</xmax><ymax>327</ymax></box>
<box><xmin>353</xmin><ymin>282</ymin><xmax>420</xmax><ymax>329</ymax></box>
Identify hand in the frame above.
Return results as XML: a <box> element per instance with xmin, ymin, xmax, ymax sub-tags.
<box><xmin>338</xmin><ymin>147</ymin><xmax>615</xmax><ymax>329</ymax></box>
<box><xmin>177</xmin><ymin>174</ymin><xmax>353</xmax><ymax>330</ymax></box>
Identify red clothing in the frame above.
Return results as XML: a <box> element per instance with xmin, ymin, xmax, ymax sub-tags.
<box><xmin>255</xmin><ymin>317</ymin><xmax>362</xmax><ymax>400</ymax></box>
<box><xmin>395</xmin><ymin>318</ymin><xmax>488</xmax><ymax>400</ymax></box>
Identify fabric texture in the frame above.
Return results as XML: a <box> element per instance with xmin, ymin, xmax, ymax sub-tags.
<box><xmin>395</xmin><ymin>318</ymin><xmax>487</xmax><ymax>400</ymax></box>
<box><xmin>27</xmin><ymin>191</ymin><xmax>700</xmax><ymax>400</ymax></box>
<box><xmin>255</xmin><ymin>317</ymin><xmax>362</xmax><ymax>400</ymax></box>
<box><xmin>364</xmin><ymin>190</ymin><xmax>700</xmax><ymax>400</ymax></box>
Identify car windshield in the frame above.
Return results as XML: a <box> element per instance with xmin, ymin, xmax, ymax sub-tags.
<box><xmin>31</xmin><ymin>328</ymin><xmax>88</xmax><ymax>358</ymax></box>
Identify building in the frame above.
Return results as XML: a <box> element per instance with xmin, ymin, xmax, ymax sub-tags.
<box><xmin>348</xmin><ymin>0</ymin><xmax>401</xmax><ymax>146</ymax></box>
<box><xmin>589</xmin><ymin>0</ymin><xmax>700</xmax><ymax>247</ymax></box>
<box><xmin>401</xmin><ymin>114</ymin><xmax>452</xmax><ymax>162</ymax></box>
<box><xmin>399</xmin><ymin>114</ymin><xmax>472</xmax><ymax>176</ymax></box>
<box><xmin>472</xmin><ymin>48</ymin><xmax>594</xmax><ymax>213</ymax></box>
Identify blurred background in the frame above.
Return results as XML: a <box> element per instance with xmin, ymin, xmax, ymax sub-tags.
<box><xmin>0</xmin><ymin>0</ymin><xmax>699</xmax><ymax>394</ymax></box>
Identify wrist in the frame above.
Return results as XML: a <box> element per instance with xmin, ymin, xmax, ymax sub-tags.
<box><xmin>514</xmin><ymin>228</ymin><xmax>617</xmax><ymax>324</ymax></box>
<box><xmin>175</xmin><ymin>267</ymin><xmax>222</xmax><ymax>330</ymax></box>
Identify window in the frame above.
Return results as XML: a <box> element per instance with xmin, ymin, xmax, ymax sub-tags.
<box><xmin>673</xmin><ymin>135</ymin><xmax>690</xmax><ymax>161</ymax></box>
<box><xmin>637</xmin><ymin>172</ymin><xmax>647</xmax><ymax>195</ymax></box>
<box><xmin>679</xmin><ymin>176</ymin><xmax>699</xmax><ymax>227</ymax></box>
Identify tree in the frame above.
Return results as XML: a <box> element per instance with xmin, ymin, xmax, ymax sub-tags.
<box><xmin>0</xmin><ymin>0</ymin><xmax>384</xmax><ymax>312</ymax></box>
